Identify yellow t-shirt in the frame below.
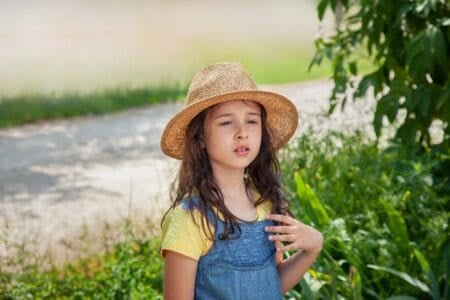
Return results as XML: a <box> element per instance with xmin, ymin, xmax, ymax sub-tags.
<box><xmin>161</xmin><ymin>194</ymin><xmax>272</xmax><ymax>261</ymax></box>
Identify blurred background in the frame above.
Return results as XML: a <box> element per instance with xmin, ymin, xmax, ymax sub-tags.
<box><xmin>0</xmin><ymin>0</ymin><xmax>332</xmax><ymax>97</ymax></box>
<box><xmin>1</xmin><ymin>1</ymin><xmax>448</xmax><ymax>298</ymax></box>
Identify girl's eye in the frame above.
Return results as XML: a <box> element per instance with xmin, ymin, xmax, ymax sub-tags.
<box><xmin>248</xmin><ymin>119</ymin><xmax>259</xmax><ymax>124</ymax></box>
<box><xmin>219</xmin><ymin>121</ymin><xmax>232</xmax><ymax>126</ymax></box>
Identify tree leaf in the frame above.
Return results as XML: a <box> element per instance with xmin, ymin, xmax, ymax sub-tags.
<box><xmin>378</xmin><ymin>94</ymin><xmax>400</xmax><ymax>123</ymax></box>
<box><xmin>317</xmin><ymin>0</ymin><xmax>330</xmax><ymax>21</ymax></box>
<box><xmin>356</xmin><ymin>74</ymin><xmax>376</xmax><ymax>98</ymax></box>
<box><xmin>435</xmin><ymin>83</ymin><xmax>450</xmax><ymax>112</ymax></box>
<box><xmin>397</xmin><ymin>118</ymin><xmax>419</xmax><ymax>146</ymax></box>
<box><xmin>373</xmin><ymin>106</ymin><xmax>383</xmax><ymax>138</ymax></box>
<box><xmin>330</xmin><ymin>0</ymin><xmax>337</xmax><ymax>11</ymax></box>
<box><xmin>389</xmin><ymin>79</ymin><xmax>410</xmax><ymax>98</ymax></box>
<box><xmin>349</xmin><ymin>61</ymin><xmax>358</xmax><ymax>76</ymax></box>
<box><xmin>406</xmin><ymin>30</ymin><xmax>428</xmax><ymax>81</ymax></box>
<box><xmin>308</xmin><ymin>50</ymin><xmax>324</xmax><ymax>70</ymax></box>
<box><xmin>406</xmin><ymin>26</ymin><xmax>447</xmax><ymax>82</ymax></box>
<box><xmin>427</xmin><ymin>25</ymin><xmax>447</xmax><ymax>80</ymax></box>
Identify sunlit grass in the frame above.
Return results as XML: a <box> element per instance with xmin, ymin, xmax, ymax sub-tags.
<box><xmin>0</xmin><ymin>84</ymin><xmax>187</xmax><ymax>128</ymax></box>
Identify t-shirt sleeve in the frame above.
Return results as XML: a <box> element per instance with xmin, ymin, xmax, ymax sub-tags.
<box><xmin>161</xmin><ymin>205</ymin><xmax>211</xmax><ymax>261</ymax></box>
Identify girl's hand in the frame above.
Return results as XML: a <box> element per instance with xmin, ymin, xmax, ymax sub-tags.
<box><xmin>265</xmin><ymin>214</ymin><xmax>323</xmax><ymax>254</ymax></box>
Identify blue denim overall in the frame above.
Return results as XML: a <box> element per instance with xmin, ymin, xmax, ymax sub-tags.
<box><xmin>181</xmin><ymin>197</ymin><xmax>282</xmax><ymax>300</ymax></box>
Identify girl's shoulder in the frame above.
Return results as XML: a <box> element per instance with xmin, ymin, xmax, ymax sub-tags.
<box><xmin>178</xmin><ymin>194</ymin><xmax>202</xmax><ymax>210</ymax></box>
<box><xmin>162</xmin><ymin>196</ymin><xmax>203</xmax><ymax>225</ymax></box>
<box><xmin>161</xmin><ymin>198</ymin><xmax>212</xmax><ymax>260</ymax></box>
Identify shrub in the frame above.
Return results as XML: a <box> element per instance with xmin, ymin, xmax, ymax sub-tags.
<box><xmin>281</xmin><ymin>131</ymin><xmax>448</xmax><ymax>299</ymax></box>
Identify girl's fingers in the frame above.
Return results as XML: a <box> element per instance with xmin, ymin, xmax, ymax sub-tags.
<box><xmin>275</xmin><ymin>242</ymin><xmax>283</xmax><ymax>265</ymax></box>
<box><xmin>276</xmin><ymin>243</ymin><xmax>302</xmax><ymax>252</ymax></box>
<box><xmin>268</xmin><ymin>234</ymin><xmax>295</xmax><ymax>242</ymax></box>
<box><xmin>266</xmin><ymin>215</ymin><xmax>322</xmax><ymax>253</ymax></box>
<box><xmin>265</xmin><ymin>225</ymin><xmax>293</xmax><ymax>234</ymax></box>
<box><xmin>266</xmin><ymin>214</ymin><xmax>298</xmax><ymax>225</ymax></box>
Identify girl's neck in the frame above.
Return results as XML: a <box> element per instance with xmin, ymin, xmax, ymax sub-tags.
<box><xmin>213</xmin><ymin>170</ymin><xmax>248</xmax><ymax>203</ymax></box>
<box><xmin>212</xmin><ymin>168</ymin><xmax>257</xmax><ymax>222</ymax></box>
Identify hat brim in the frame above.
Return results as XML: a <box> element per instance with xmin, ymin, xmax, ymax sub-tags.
<box><xmin>160</xmin><ymin>90</ymin><xmax>299</xmax><ymax>159</ymax></box>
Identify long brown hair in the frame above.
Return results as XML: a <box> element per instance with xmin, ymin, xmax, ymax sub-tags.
<box><xmin>162</xmin><ymin>102</ymin><xmax>291</xmax><ymax>240</ymax></box>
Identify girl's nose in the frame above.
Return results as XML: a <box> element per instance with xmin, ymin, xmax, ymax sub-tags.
<box><xmin>236</xmin><ymin>123</ymin><xmax>248</xmax><ymax>140</ymax></box>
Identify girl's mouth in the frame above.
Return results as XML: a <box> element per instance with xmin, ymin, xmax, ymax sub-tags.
<box><xmin>234</xmin><ymin>146</ymin><xmax>250</xmax><ymax>156</ymax></box>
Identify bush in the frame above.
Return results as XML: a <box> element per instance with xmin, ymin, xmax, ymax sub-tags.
<box><xmin>280</xmin><ymin>131</ymin><xmax>448</xmax><ymax>299</ymax></box>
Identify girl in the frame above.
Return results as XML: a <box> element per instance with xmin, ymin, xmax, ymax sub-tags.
<box><xmin>160</xmin><ymin>62</ymin><xmax>323</xmax><ymax>299</ymax></box>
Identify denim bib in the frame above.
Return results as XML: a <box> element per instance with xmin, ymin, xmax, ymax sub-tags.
<box><xmin>181</xmin><ymin>197</ymin><xmax>282</xmax><ymax>300</ymax></box>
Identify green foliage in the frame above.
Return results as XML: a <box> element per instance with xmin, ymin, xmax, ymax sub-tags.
<box><xmin>0</xmin><ymin>84</ymin><xmax>186</xmax><ymax>128</ymax></box>
<box><xmin>311</xmin><ymin>0</ymin><xmax>450</xmax><ymax>151</ymax></box>
<box><xmin>280</xmin><ymin>131</ymin><xmax>449</xmax><ymax>299</ymax></box>
<box><xmin>0</xmin><ymin>237</ymin><xmax>163</xmax><ymax>299</ymax></box>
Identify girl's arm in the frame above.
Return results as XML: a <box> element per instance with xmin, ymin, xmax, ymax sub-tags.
<box><xmin>265</xmin><ymin>214</ymin><xmax>323</xmax><ymax>293</ymax></box>
<box><xmin>163</xmin><ymin>251</ymin><xmax>198</xmax><ymax>300</ymax></box>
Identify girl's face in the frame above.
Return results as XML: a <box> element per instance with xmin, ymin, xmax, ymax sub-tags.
<box><xmin>203</xmin><ymin>100</ymin><xmax>262</xmax><ymax>174</ymax></box>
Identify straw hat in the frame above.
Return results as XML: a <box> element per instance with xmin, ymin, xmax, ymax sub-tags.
<box><xmin>160</xmin><ymin>62</ymin><xmax>298</xmax><ymax>159</ymax></box>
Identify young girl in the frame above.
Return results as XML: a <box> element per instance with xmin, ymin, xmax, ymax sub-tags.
<box><xmin>160</xmin><ymin>62</ymin><xmax>323</xmax><ymax>299</ymax></box>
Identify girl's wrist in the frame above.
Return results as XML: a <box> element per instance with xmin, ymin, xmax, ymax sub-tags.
<box><xmin>305</xmin><ymin>232</ymin><xmax>324</xmax><ymax>255</ymax></box>
<box><xmin>304</xmin><ymin>245</ymin><xmax>322</xmax><ymax>255</ymax></box>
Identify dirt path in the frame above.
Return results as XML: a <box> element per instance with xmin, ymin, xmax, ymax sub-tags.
<box><xmin>0</xmin><ymin>80</ymin><xmax>377</xmax><ymax>261</ymax></box>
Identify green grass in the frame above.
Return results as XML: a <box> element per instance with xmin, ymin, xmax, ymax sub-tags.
<box><xmin>0</xmin><ymin>239</ymin><xmax>163</xmax><ymax>299</ymax></box>
<box><xmin>0</xmin><ymin>219</ymin><xmax>164</xmax><ymax>299</ymax></box>
<box><xmin>1</xmin><ymin>131</ymin><xmax>447</xmax><ymax>299</ymax></box>
<box><xmin>0</xmin><ymin>84</ymin><xmax>187</xmax><ymax>128</ymax></box>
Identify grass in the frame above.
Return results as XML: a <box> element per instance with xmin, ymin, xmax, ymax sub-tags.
<box><xmin>1</xmin><ymin>131</ymin><xmax>447</xmax><ymax>299</ymax></box>
<box><xmin>0</xmin><ymin>217</ymin><xmax>164</xmax><ymax>299</ymax></box>
<box><xmin>0</xmin><ymin>84</ymin><xmax>187</xmax><ymax>128</ymax></box>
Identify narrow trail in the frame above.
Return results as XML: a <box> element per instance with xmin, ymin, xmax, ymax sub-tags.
<box><xmin>0</xmin><ymin>80</ymin><xmax>376</xmax><ymax>260</ymax></box>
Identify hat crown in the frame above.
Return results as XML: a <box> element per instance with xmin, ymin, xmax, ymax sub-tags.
<box><xmin>186</xmin><ymin>62</ymin><xmax>257</xmax><ymax>106</ymax></box>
